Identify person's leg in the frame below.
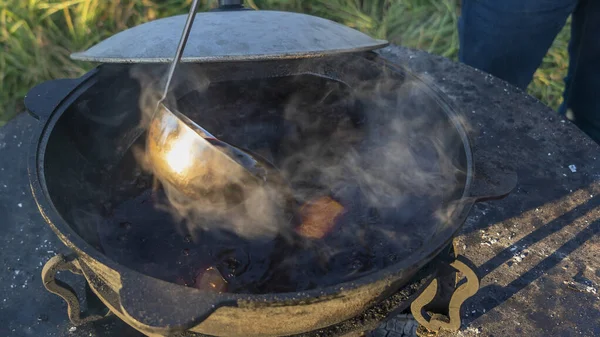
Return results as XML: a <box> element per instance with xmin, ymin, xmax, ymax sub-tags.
<box><xmin>560</xmin><ymin>0</ymin><xmax>600</xmax><ymax>142</ymax></box>
<box><xmin>459</xmin><ymin>0</ymin><xmax>578</xmax><ymax>90</ymax></box>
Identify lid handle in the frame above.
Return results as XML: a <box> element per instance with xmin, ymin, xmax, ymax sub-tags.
<box><xmin>218</xmin><ymin>0</ymin><xmax>245</xmax><ymax>9</ymax></box>
<box><xmin>219</xmin><ymin>0</ymin><xmax>242</xmax><ymax>5</ymax></box>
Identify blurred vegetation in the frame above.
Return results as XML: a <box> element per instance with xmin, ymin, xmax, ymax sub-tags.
<box><xmin>0</xmin><ymin>0</ymin><xmax>570</xmax><ymax>126</ymax></box>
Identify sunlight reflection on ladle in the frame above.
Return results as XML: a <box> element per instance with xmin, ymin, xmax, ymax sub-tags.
<box><xmin>144</xmin><ymin>0</ymin><xmax>285</xmax><ymax>209</ymax></box>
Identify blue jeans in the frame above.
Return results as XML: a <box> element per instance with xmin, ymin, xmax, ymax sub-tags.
<box><xmin>458</xmin><ymin>0</ymin><xmax>600</xmax><ymax>143</ymax></box>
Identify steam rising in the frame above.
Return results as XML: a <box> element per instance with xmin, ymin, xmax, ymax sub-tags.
<box><xmin>127</xmin><ymin>58</ymin><xmax>469</xmax><ymax>245</ymax></box>
<box><xmin>130</xmin><ymin>64</ymin><xmax>299</xmax><ymax>241</ymax></box>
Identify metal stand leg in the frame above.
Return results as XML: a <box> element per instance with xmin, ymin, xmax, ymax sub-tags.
<box><xmin>41</xmin><ymin>254</ymin><xmax>112</xmax><ymax>326</ymax></box>
<box><xmin>410</xmin><ymin>254</ymin><xmax>480</xmax><ymax>336</ymax></box>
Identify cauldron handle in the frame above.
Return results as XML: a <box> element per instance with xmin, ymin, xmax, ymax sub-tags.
<box><xmin>118</xmin><ymin>270</ymin><xmax>237</xmax><ymax>332</ymax></box>
<box><xmin>468</xmin><ymin>142</ymin><xmax>518</xmax><ymax>202</ymax></box>
<box><xmin>41</xmin><ymin>254</ymin><xmax>111</xmax><ymax>326</ymax></box>
<box><xmin>24</xmin><ymin>69</ymin><xmax>98</xmax><ymax>121</ymax></box>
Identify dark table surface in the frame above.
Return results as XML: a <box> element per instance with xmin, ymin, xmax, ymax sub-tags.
<box><xmin>1</xmin><ymin>45</ymin><xmax>599</xmax><ymax>337</ymax></box>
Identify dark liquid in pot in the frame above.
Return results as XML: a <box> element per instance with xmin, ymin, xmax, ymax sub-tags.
<box><xmin>94</xmin><ymin>74</ymin><xmax>453</xmax><ymax>294</ymax></box>
<box><xmin>98</xmin><ymin>184</ymin><xmax>435</xmax><ymax>294</ymax></box>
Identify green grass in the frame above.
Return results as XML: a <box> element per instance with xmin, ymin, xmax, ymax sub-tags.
<box><xmin>0</xmin><ymin>0</ymin><xmax>570</xmax><ymax>126</ymax></box>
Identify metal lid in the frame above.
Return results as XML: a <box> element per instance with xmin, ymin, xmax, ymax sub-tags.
<box><xmin>70</xmin><ymin>10</ymin><xmax>389</xmax><ymax>63</ymax></box>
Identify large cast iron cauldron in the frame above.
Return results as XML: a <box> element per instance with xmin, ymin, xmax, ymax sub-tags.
<box><xmin>26</xmin><ymin>52</ymin><xmax>515</xmax><ymax>337</ymax></box>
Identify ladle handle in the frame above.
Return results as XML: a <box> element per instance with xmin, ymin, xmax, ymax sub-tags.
<box><xmin>160</xmin><ymin>0</ymin><xmax>202</xmax><ymax>102</ymax></box>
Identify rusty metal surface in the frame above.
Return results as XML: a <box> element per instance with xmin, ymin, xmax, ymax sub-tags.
<box><xmin>70</xmin><ymin>11</ymin><xmax>389</xmax><ymax>64</ymax></box>
<box><xmin>1</xmin><ymin>45</ymin><xmax>600</xmax><ymax>336</ymax></box>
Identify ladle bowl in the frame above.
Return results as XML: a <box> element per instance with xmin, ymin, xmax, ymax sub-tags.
<box><xmin>146</xmin><ymin>103</ymin><xmax>297</xmax><ymax>212</ymax></box>
<box><xmin>143</xmin><ymin>0</ymin><xmax>298</xmax><ymax>214</ymax></box>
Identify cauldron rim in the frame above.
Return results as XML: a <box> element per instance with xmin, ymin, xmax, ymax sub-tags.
<box><xmin>26</xmin><ymin>53</ymin><xmax>477</xmax><ymax>330</ymax></box>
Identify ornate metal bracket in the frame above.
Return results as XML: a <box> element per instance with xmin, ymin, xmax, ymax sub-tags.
<box><xmin>410</xmin><ymin>255</ymin><xmax>480</xmax><ymax>336</ymax></box>
<box><xmin>41</xmin><ymin>254</ymin><xmax>111</xmax><ymax>326</ymax></box>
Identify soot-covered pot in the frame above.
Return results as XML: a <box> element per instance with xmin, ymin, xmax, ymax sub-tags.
<box><xmin>26</xmin><ymin>3</ymin><xmax>516</xmax><ymax>337</ymax></box>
